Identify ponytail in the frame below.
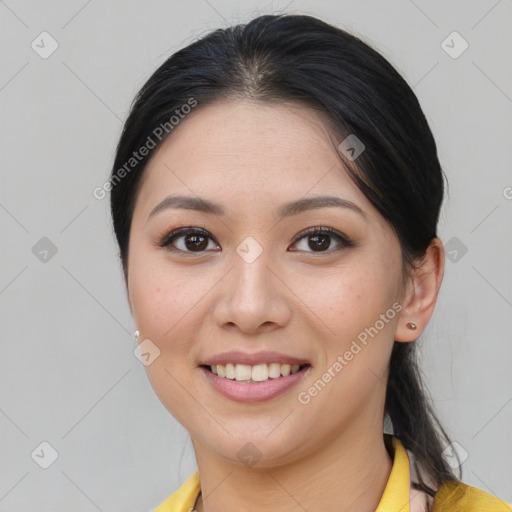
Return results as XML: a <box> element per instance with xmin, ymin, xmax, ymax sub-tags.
<box><xmin>385</xmin><ymin>341</ymin><xmax>461</xmax><ymax>508</ymax></box>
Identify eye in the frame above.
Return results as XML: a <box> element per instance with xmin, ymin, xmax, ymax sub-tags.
<box><xmin>158</xmin><ymin>227</ymin><xmax>220</xmax><ymax>253</ymax></box>
<box><xmin>289</xmin><ymin>226</ymin><xmax>353</xmax><ymax>253</ymax></box>
<box><xmin>157</xmin><ymin>225</ymin><xmax>353</xmax><ymax>255</ymax></box>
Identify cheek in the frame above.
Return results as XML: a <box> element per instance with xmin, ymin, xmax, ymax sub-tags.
<box><xmin>291</xmin><ymin>265</ymin><xmax>398</xmax><ymax>418</ymax></box>
<box><xmin>127</xmin><ymin>255</ymin><xmax>197</xmax><ymax>401</ymax></box>
<box><xmin>291</xmin><ymin>255</ymin><xmax>401</xmax><ymax>393</ymax></box>
<box><xmin>295</xmin><ymin>260</ymin><xmax>399</xmax><ymax>337</ymax></box>
<box><xmin>129</xmin><ymin>251</ymin><xmax>202</xmax><ymax>339</ymax></box>
<box><xmin>128</xmin><ymin>254</ymin><xmax>202</xmax><ymax>424</ymax></box>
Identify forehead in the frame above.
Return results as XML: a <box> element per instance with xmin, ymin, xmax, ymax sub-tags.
<box><xmin>134</xmin><ymin>99</ymin><xmax>377</xmax><ymax>221</ymax></box>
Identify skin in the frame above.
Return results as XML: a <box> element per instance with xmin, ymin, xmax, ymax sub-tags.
<box><xmin>126</xmin><ymin>99</ymin><xmax>445</xmax><ymax>512</ymax></box>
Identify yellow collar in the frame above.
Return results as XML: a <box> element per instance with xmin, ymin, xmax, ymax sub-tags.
<box><xmin>376</xmin><ymin>436</ymin><xmax>412</xmax><ymax>511</ymax></box>
<box><xmin>153</xmin><ymin>436</ymin><xmax>411</xmax><ymax>512</ymax></box>
<box><xmin>153</xmin><ymin>436</ymin><xmax>512</xmax><ymax>511</ymax></box>
<box><xmin>154</xmin><ymin>469</ymin><xmax>200</xmax><ymax>512</ymax></box>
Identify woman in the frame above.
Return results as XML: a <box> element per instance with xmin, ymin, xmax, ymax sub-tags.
<box><xmin>109</xmin><ymin>14</ymin><xmax>510</xmax><ymax>512</ymax></box>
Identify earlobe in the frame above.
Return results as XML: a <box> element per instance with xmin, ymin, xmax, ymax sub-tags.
<box><xmin>394</xmin><ymin>237</ymin><xmax>445</xmax><ymax>343</ymax></box>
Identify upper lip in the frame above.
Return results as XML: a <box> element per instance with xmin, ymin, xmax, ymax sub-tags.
<box><xmin>199</xmin><ymin>350</ymin><xmax>310</xmax><ymax>367</ymax></box>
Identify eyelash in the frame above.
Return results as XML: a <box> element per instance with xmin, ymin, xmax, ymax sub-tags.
<box><xmin>156</xmin><ymin>225</ymin><xmax>354</xmax><ymax>255</ymax></box>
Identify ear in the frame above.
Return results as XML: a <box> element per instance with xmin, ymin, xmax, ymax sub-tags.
<box><xmin>394</xmin><ymin>237</ymin><xmax>445</xmax><ymax>342</ymax></box>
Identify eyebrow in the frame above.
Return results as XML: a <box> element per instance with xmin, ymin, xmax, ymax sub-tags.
<box><xmin>147</xmin><ymin>194</ymin><xmax>367</xmax><ymax>222</ymax></box>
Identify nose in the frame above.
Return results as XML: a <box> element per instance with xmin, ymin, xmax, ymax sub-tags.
<box><xmin>212</xmin><ymin>247</ymin><xmax>292</xmax><ymax>334</ymax></box>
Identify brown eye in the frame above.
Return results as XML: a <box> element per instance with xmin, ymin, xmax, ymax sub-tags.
<box><xmin>290</xmin><ymin>226</ymin><xmax>353</xmax><ymax>253</ymax></box>
<box><xmin>183</xmin><ymin>233</ymin><xmax>209</xmax><ymax>251</ymax></box>
<box><xmin>307</xmin><ymin>233</ymin><xmax>331</xmax><ymax>251</ymax></box>
<box><xmin>159</xmin><ymin>227</ymin><xmax>220</xmax><ymax>253</ymax></box>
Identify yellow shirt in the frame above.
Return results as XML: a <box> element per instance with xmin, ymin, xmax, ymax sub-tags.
<box><xmin>153</xmin><ymin>437</ymin><xmax>511</xmax><ymax>511</ymax></box>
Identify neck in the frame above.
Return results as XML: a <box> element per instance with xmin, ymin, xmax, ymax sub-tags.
<box><xmin>192</xmin><ymin>426</ymin><xmax>393</xmax><ymax>512</ymax></box>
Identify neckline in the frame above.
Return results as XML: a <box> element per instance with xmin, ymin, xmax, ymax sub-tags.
<box><xmin>157</xmin><ymin>435</ymin><xmax>420</xmax><ymax>512</ymax></box>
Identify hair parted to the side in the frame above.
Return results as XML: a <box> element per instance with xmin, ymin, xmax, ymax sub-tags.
<box><xmin>110</xmin><ymin>14</ymin><xmax>460</xmax><ymax>507</ymax></box>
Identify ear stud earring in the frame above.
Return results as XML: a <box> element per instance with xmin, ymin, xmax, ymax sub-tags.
<box><xmin>134</xmin><ymin>330</ymin><xmax>140</xmax><ymax>340</ymax></box>
<box><xmin>406</xmin><ymin>322</ymin><xmax>417</xmax><ymax>330</ymax></box>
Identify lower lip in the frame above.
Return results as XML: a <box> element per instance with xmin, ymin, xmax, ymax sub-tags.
<box><xmin>201</xmin><ymin>366</ymin><xmax>310</xmax><ymax>403</ymax></box>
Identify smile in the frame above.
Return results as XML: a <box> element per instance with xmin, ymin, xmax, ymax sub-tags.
<box><xmin>209</xmin><ymin>362</ymin><xmax>304</xmax><ymax>382</ymax></box>
<box><xmin>201</xmin><ymin>363</ymin><xmax>311</xmax><ymax>403</ymax></box>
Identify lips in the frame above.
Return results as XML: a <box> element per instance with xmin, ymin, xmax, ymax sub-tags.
<box><xmin>199</xmin><ymin>351</ymin><xmax>311</xmax><ymax>402</ymax></box>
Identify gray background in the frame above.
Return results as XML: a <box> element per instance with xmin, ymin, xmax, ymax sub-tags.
<box><xmin>1</xmin><ymin>0</ymin><xmax>511</xmax><ymax>510</ymax></box>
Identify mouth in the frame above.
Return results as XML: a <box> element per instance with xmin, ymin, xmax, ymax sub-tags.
<box><xmin>202</xmin><ymin>362</ymin><xmax>309</xmax><ymax>382</ymax></box>
<box><xmin>200</xmin><ymin>362</ymin><xmax>312</xmax><ymax>403</ymax></box>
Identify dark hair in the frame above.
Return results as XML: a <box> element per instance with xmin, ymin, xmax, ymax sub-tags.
<box><xmin>110</xmin><ymin>13</ymin><xmax>460</xmax><ymax>505</ymax></box>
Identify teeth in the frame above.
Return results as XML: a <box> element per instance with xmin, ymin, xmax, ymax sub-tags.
<box><xmin>268</xmin><ymin>363</ymin><xmax>281</xmax><ymax>379</ymax></box>
<box><xmin>209</xmin><ymin>363</ymin><xmax>304</xmax><ymax>382</ymax></box>
<box><xmin>235</xmin><ymin>364</ymin><xmax>252</xmax><ymax>381</ymax></box>
<box><xmin>251</xmin><ymin>364</ymin><xmax>268</xmax><ymax>382</ymax></box>
<box><xmin>225</xmin><ymin>363</ymin><xmax>236</xmax><ymax>380</ymax></box>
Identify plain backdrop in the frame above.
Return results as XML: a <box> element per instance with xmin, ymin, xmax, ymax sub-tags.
<box><xmin>0</xmin><ymin>0</ymin><xmax>511</xmax><ymax>510</ymax></box>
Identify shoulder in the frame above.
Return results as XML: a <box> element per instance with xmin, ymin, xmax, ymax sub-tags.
<box><xmin>152</xmin><ymin>471</ymin><xmax>201</xmax><ymax>512</ymax></box>
<box><xmin>432</xmin><ymin>480</ymin><xmax>512</xmax><ymax>512</ymax></box>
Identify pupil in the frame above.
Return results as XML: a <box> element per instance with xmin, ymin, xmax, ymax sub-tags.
<box><xmin>186</xmin><ymin>234</ymin><xmax>208</xmax><ymax>251</ymax></box>
<box><xmin>309</xmin><ymin>234</ymin><xmax>330</xmax><ymax>251</ymax></box>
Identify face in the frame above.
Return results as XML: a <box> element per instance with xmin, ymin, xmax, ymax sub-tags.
<box><xmin>127</xmin><ymin>99</ymin><xmax>407</xmax><ymax>467</ymax></box>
